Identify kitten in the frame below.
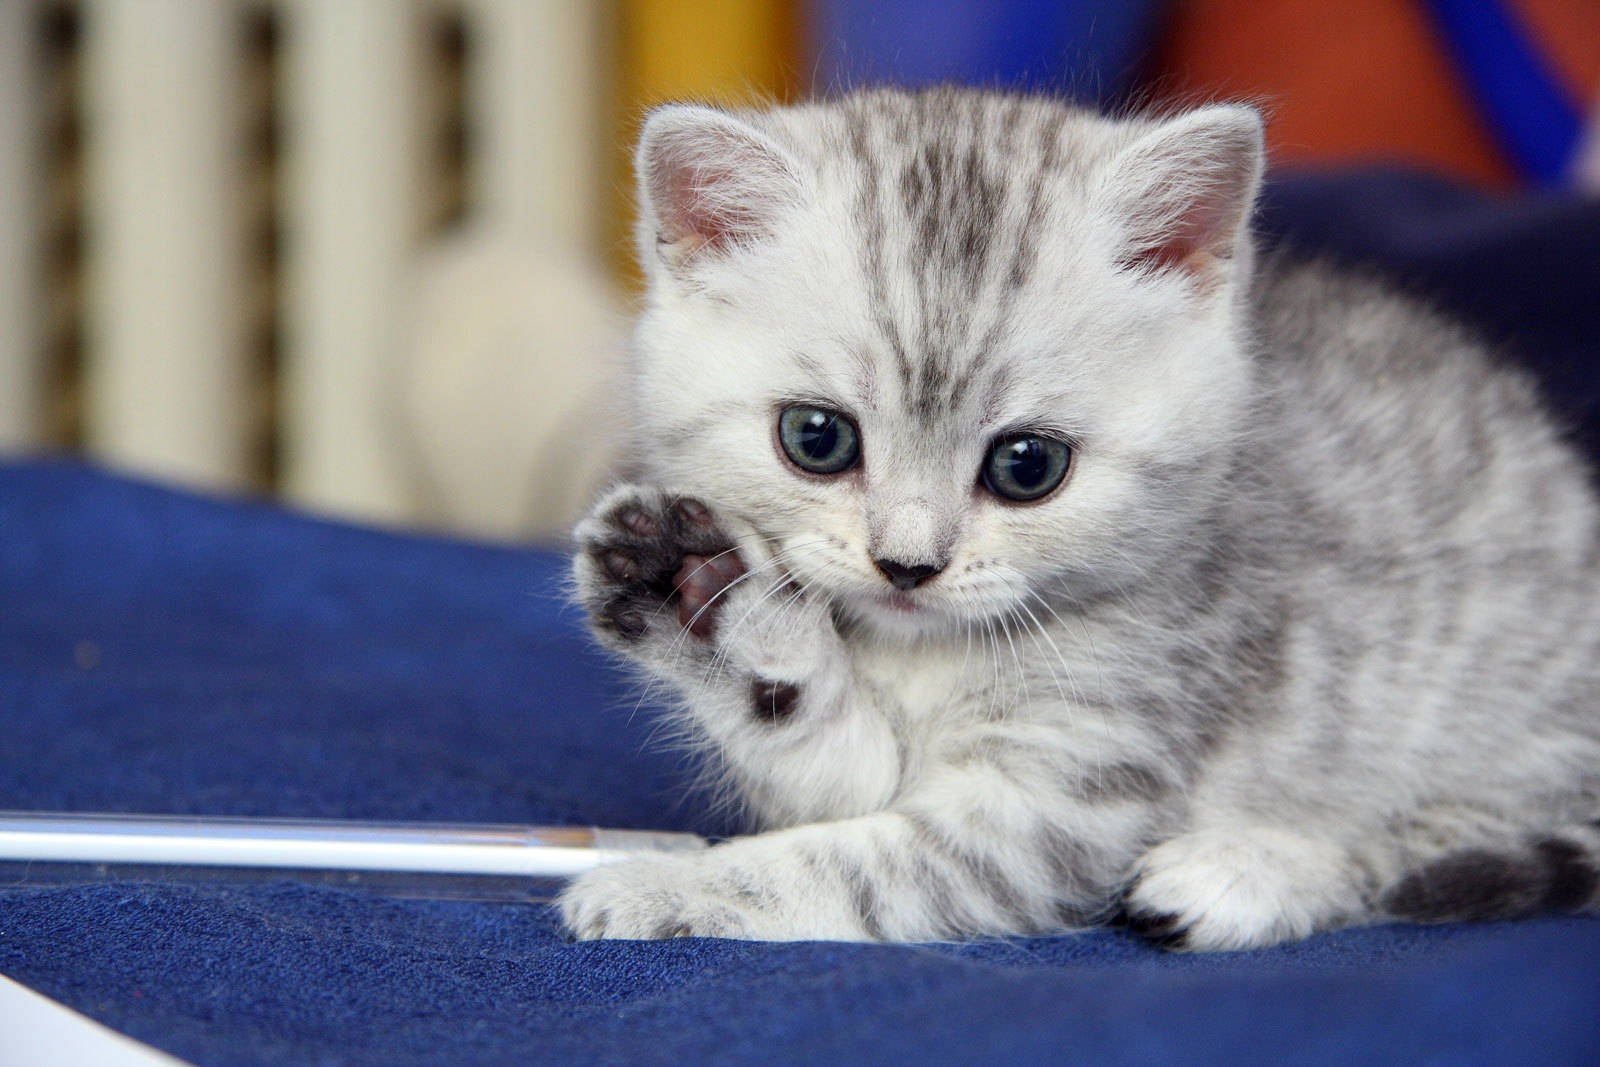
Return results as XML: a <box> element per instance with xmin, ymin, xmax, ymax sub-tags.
<box><xmin>559</xmin><ymin>87</ymin><xmax>1600</xmax><ymax>949</ymax></box>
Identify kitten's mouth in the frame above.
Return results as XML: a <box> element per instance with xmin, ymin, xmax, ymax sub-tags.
<box><xmin>846</xmin><ymin>585</ymin><xmax>971</xmax><ymax>641</ymax></box>
<box><xmin>877</xmin><ymin>591</ymin><xmax>922</xmax><ymax>614</ymax></box>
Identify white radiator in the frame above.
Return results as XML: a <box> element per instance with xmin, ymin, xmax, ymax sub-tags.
<box><xmin>0</xmin><ymin>0</ymin><xmax>614</xmax><ymax>530</ymax></box>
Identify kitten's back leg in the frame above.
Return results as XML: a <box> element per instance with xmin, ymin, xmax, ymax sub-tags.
<box><xmin>1123</xmin><ymin>812</ymin><xmax>1600</xmax><ymax>950</ymax></box>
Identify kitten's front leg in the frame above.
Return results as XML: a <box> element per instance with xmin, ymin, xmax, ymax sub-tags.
<box><xmin>574</xmin><ymin>484</ymin><xmax>899</xmax><ymax>824</ymax></box>
<box><xmin>569</xmin><ymin>488</ymin><xmax>1155</xmax><ymax>940</ymax></box>
<box><xmin>561</xmin><ymin>773</ymin><xmax>1147</xmax><ymax>941</ymax></box>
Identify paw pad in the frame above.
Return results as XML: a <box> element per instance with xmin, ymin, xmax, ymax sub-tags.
<box><xmin>580</xmin><ymin>489</ymin><xmax>745</xmax><ymax>643</ymax></box>
<box><xmin>675</xmin><ymin>552</ymin><xmax>747</xmax><ymax>636</ymax></box>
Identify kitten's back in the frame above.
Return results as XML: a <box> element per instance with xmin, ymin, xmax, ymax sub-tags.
<box><xmin>1217</xmin><ymin>256</ymin><xmax>1600</xmax><ymax>810</ymax></box>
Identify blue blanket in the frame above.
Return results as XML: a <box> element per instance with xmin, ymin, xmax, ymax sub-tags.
<box><xmin>3</xmin><ymin>172</ymin><xmax>1599</xmax><ymax>1064</ymax></box>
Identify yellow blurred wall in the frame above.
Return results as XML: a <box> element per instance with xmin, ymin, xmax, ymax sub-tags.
<box><xmin>607</xmin><ymin>0</ymin><xmax>801</xmax><ymax>284</ymax></box>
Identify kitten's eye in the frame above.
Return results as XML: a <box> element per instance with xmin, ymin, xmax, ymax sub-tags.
<box><xmin>982</xmin><ymin>434</ymin><xmax>1071</xmax><ymax>502</ymax></box>
<box><xmin>778</xmin><ymin>405</ymin><xmax>861</xmax><ymax>475</ymax></box>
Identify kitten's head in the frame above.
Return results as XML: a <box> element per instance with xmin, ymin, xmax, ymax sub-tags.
<box><xmin>627</xmin><ymin>89</ymin><xmax>1263</xmax><ymax>640</ymax></box>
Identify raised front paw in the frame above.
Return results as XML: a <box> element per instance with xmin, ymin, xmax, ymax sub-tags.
<box><xmin>559</xmin><ymin>854</ymin><xmax>761</xmax><ymax>940</ymax></box>
<box><xmin>575</xmin><ymin>485</ymin><xmax>747</xmax><ymax>647</ymax></box>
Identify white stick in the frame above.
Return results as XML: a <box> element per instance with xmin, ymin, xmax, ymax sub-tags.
<box><xmin>0</xmin><ymin>812</ymin><xmax>706</xmax><ymax>883</ymax></box>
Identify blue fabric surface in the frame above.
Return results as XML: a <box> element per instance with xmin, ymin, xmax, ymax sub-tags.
<box><xmin>0</xmin><ymin>463</ymin><xmax>705</xmax><ymax>832</ymax></box>
<box><xmin>3</xmin><ymin>173</ymin><xmax>1600</xmax><ymax>1064</ymax></box>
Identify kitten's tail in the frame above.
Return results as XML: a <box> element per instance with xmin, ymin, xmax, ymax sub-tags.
<box><xmin>1381</xmin><ymin>821</ymin><xmax>1600</xmax><ymax>923</ymax></box>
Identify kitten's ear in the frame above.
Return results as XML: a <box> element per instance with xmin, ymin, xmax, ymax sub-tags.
<box><xmin>636</xmin><ymin>105</ymin><xmax>803</xmax><ymax>269</ymax></box>
<box><xmin>1102</xmin><ymin>105</ymin><xmax>1264</xmax><ymax>285</ymax></box>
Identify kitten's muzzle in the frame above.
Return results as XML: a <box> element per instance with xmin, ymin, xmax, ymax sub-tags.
<box><xmin>873</xmin><ymin>558</ymin><xmax>944</xmax><ymax>591</ymax></box>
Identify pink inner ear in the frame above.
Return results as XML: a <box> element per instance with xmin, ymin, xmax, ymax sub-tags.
<box><xmin>1120</xmin><ymin>180</ymin><xmax>1239</xmax><ymax>278</ymax></box>
<box><xmin>1112</xmin><ymin>109</ymin><xmax>1263</xmax><ymax>284</ymax></box>
<box><xmin>657</xmin><ymin>156</ymin><xmax>766</xmax><ymax>257</ymax></box>
<box><xmin>1124</xmin><ymin>229</ymin><xmax>1203</xmax><ymax>275</ymax></box>
<box><xmin>644</xmin><ymin>115</ymin><xmax>797</xmax><ymax>264</ymax></box>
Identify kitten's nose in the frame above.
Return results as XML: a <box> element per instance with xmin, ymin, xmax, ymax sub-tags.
<box><xmin>874</xmin><ymin>558</ymin><xmax>943</xmax><ymax>591</ymax></box>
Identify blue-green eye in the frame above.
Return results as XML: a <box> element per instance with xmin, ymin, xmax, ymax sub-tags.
<box><xmin>982</xmin><ymin>434</ymin><xmax>1071</xmax><ymax>502</ymax></box>
<box><xmin>778</xmin><ymin>405</ymin><xmax>861</xmax><ymax>475</ymax></box>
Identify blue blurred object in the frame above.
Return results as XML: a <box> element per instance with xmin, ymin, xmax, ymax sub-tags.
<box><xmin>1423</xmin><ymin>0</ymin><xmax>1585</xmax><ymax>185</ymax></box>
<box><xmin>809</xmin><ymin>0</ymin><xmax>1169</xmax><ymax>102</ymax></box>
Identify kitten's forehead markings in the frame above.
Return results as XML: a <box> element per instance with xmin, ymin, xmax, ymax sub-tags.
<box><xmin>847</xmin><ymin>345</ymin><xmax>880</xmax><ymax>412</ymax></box>
<box><xmin>977</xmin><ymin>364</ymin><xmax>1018</xmax><ymax>429</ymax></box>
<box><xmin>843</xmin><ymin>92</ymin><xmax>1060</xmax><ymax>423</ymax></box>
<box><xmin>844</xmin><ymin>112</ymin><xmax>915</xmax><ymax>397</ymax></box>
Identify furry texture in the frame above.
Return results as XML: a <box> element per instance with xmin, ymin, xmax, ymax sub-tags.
<box><xmin>560</xmin><ymin>87</ymin><xmax>1600</xmax><ymax>949</ymax></box>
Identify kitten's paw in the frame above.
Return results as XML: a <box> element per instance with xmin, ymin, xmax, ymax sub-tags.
<box><xmin>1122</xmin><ymin>826</ymin><xmax>1362</xmax><ymax>951</ymax></box>
<box><xmin>575</xmin><ymin>486</ymin><xmax>746</xmax><ymax>646</ymax></box>
<box><xmin>559</xmin><ymin>854</ymin><xmax>759</xmax><ymax>940</ymax></box>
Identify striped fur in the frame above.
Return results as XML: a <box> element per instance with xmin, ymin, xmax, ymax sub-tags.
<box><xmin>560</xmin><ymin>88</ymin><xmax>1600</xmax><ymax>949</ymax></box>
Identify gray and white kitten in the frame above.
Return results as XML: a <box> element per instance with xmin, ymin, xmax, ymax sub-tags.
<box><xmin>559</xmin><ymin>88</ymin><xmax>1600</xmax><ymax>949</ymax></box>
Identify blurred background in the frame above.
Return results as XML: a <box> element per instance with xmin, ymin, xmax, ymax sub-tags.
<box><xmin>0</xmin><ymin>0</ymin><xmax>1597</xmax><ymax>543</ymax></box>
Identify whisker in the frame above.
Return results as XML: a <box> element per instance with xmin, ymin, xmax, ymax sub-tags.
<box><xmin>1021</xmin><ymin>588</ymin><xmax>1115</xmax><ymax>790</ymax></box>
<box><xmin>1015</xmin><ymin>597</ymin><xmax>1082</xmax><ymax>712</ymax></box>
<box><xmin>1014</xmin><ymin>596</ymin><xmax>1108</xmax><ymax>797</ymax></box>
<box><xmin>699</xmin><ymin>564</ymin><xmax>811</xmax><ymax>691</ymax></box>
<box><xmin>1020</xmin><ymin>593</ymin><xmax>1091</xmax><ymax>709</ymax></box>
<box><xmin>671</xmin><ymin>538</ymin><xmax>834</xmax><ymax>693</ymax></box>
<box><xmin>996</xmin><ymin>603</ymin><xmax>1033</xmax><ymax>716</ymax></box>
<box><xmin>664</xmin><ymin>538</ymin><xmax>831</xmax><ymax>660</ymax></box>
<box><xmin>980</xmin><ymin>614</ymin><xmax>1005</xmax><ymax>721</ymax></box>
